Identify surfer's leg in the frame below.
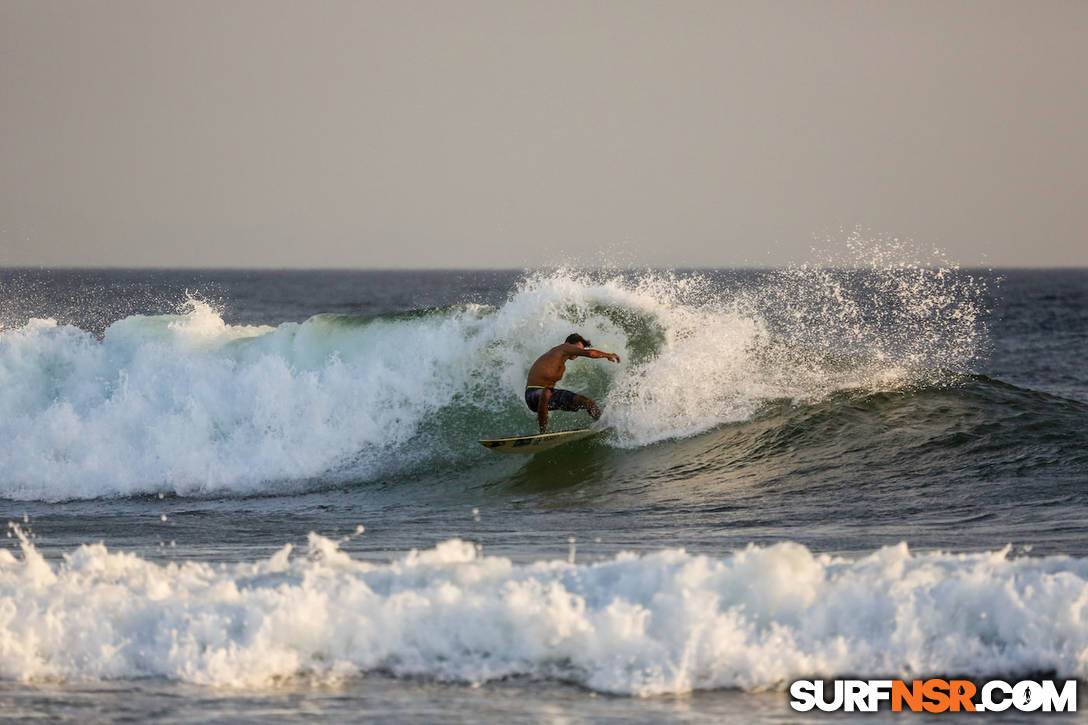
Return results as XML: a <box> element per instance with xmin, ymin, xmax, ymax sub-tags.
<box><xmin>537</xmin><ymin>388</ymin><xmax>552</xmax><ymax>434</ymax></box>
<box><xmin>571</xmin><ymin>394</ymin><xmax>601</xmax><ymax>421</ymax></box>
<box><xmin>551</xmin><ymin>389</ymin><xmax>601</xmax><ymax>421</ymax></box>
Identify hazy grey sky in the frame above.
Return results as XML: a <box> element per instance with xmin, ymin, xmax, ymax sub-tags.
<box><xmin>2</xmin><ymin>0</ymin><xmax>1085</xmax><ymax>268</ymax></box>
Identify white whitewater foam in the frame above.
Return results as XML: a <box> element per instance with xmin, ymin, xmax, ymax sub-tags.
<box><xmin>0</xmin><ymin>300</ymin><xmax>503</xmax><ymax>499</ymax></box>
<box><xmin>0</xmin><ymin>266</ymin><xmax>985</xmax><ymax>499</ymax></box>
<box><xmin>1</xmin><ymin>528</ymin><xmax>1084</xmax><ymax>695</ymax></box>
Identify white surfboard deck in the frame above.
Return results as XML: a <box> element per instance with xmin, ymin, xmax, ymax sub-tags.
<box><xmin>478</xmin><ymin>428</ymin><xmax>604</xmax><ymax>454</ymax></box>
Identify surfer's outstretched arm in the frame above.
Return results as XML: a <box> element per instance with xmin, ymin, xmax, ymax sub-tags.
<box><xmin>563</xmin><ymin>344</ymin><xmax>620</xmax><ymax>363</ymax></box>
<box><xmin>588</xmin><ymin>349</ymin><xmax>621</xmax><ymax>363</ymax></box>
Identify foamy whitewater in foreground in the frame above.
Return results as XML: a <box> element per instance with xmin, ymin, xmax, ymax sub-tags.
<box><xmin>2</xmin><ymin>527</ymin><xmax>1085</xmax><ymax>696</ymax></box>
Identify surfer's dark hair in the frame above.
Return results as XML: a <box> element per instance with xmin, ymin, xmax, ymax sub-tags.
<box><xmin>565</xmin><ymin>333</ymin><xmax>591</xmax><ymax>347</ymax></box>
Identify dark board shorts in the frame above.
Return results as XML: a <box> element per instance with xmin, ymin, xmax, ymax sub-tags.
<box><xmin>524</xmin><ymin>387</ymin><xmax>578</xmax><ymax>413</ymax></box>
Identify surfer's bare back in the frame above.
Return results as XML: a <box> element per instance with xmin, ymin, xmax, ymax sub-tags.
<box><xmin>524</xmin><ymin>333</ymin><xmax>620</xmax><ymax>434</ymax></box>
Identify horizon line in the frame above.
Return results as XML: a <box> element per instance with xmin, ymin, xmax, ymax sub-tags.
<box><xmin>3</xmin><ymin>264</ymin><xmax>1086</xmax><ymax>272</ymax></box>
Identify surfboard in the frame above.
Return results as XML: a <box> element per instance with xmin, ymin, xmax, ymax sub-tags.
<box><xmin>478</xmin><ymin>428</ymin><xmax>603</xmax><ymax>454</ymax></box>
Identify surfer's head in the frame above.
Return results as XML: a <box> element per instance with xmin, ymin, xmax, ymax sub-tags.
<box><xmin>565</xmin><ymin>333</ymin><xmax>591</xmax><ymax>348</ymax></box>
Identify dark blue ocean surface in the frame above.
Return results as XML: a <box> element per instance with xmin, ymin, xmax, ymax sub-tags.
<box><xmin>0</xmin><ymin>266</ymin><xmax>1085</xmax><ymax>722</ymax></box>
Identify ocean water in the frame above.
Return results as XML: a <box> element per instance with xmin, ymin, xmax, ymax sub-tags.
<box><xmin>0</xmin><ymin>264</ymin><xmax>1086</xmax><ymax>722</ymax></box>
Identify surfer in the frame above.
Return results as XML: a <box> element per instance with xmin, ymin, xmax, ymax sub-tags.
<box><xmin>525</xmin><ymin>333</ymin><xmax>620</xmax><ymax>433</ymax></box>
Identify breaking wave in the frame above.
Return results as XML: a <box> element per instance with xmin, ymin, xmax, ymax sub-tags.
<box><xmin>0</xmin><ymin>264</ymin><xmax>988</xmax><ymax>500</ymax></box>
<box><xmin>1</xmin><ymin>528</ymin><xmax>1084</xmax><ymax>695</ymax></box>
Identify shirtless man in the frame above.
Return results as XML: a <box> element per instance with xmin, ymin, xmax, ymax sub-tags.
<box><xmin>524</xmin><ymin>333</ymin><xmax>621</xmax><ymax>434</ymax></box>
